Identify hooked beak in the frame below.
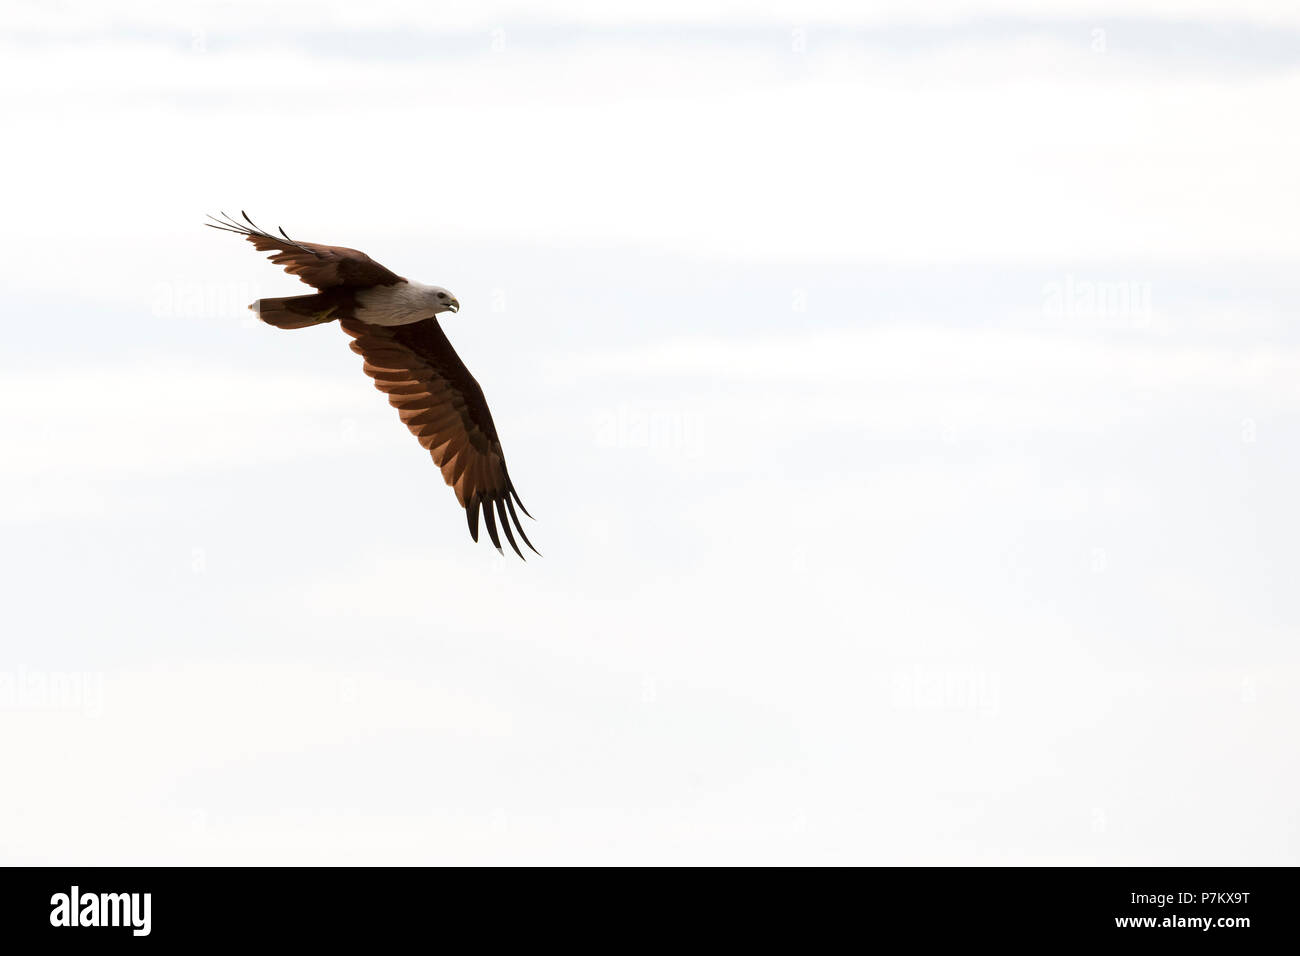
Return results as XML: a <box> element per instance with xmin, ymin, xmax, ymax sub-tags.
<box><xmin>449</xmin><ymin>301</ymin><xmax>459</xmax><ymax>313</ymax></box>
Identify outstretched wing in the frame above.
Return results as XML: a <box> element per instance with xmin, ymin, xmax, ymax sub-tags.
<box><xmin>341</xmin><ymin>318</ymin><xmax>537</xmax><ymax>558</ymax></box>
<box><xmin>207</xmin><ymin>211</ymin><xmax>404</xmax><ymax>290</ymax></box>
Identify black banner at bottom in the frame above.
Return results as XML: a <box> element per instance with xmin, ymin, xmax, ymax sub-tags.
<box><xmin>0</xmin><ymin>866</ymin><xmax>1287</xmax><ymax>943</ymax></box>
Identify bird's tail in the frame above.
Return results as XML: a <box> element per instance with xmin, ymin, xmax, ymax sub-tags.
<box><xmin>251</xmin><ymin>294</ymin><xmax>338</xmax><ymax>330</ymax></box>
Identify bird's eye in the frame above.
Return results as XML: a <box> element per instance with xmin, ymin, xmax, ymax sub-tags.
<box><xmin>437</xmin><ymin>293</ymin><xmax>448</xmax><ymax>300</ymax></box>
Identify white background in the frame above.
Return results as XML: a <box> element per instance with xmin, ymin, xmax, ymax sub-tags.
<box><xmin>1</xmin><ymin>0</ymin><xmax>1297</xmax><ymax>864</ymax></box>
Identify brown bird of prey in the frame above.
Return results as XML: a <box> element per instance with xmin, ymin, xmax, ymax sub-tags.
<box><xmin>207</xmin><ymin>211</ymin><xmax>537</xmax><ymax>558</ymax></box>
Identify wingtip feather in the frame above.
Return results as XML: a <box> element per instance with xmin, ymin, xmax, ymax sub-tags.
<box><xmin>466</xmin><ymin>498</ymin><xmax>480</xmax><ymax>542</ymax></box>
<box><xmin>505</xmin><ymin>497</ymin><xmax>540</xmax><ymax>556</ymax></box>
<box><xmin>481</xmin><ymin>498</ymin><xmax>503</xmax><ymax>552</ymax></box>
<box><xmin>509</xmin><ymin>484</ymin><xmax>534</xmax><ymax>519</ymax></box>
<box><xmin>496</xmin><ymin>498</ymin><xmax>525</xmax><ymax>560</ymax></box>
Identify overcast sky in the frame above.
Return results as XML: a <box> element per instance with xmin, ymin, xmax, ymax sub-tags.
<box><xmin>1</xmin><ymin>0</ymin><xmax>1297</xmax><ymax>864</ymax></box>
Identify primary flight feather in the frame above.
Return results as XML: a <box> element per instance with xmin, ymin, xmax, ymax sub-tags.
<box><xmin>207</xmin><ymin>211</ymin><xmax>537</xmax><ymax>559</ymax></box>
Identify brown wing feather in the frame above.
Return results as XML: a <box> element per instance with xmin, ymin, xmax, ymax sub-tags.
<box><xmin>207</xmin><ymin>211</ymin><xmax>404</xmax><ymax>290</ymax></box>
<box><xmin>340</xmin><ymin>318</ymin><xmax>537</xmax><ymax>558</ymax></box>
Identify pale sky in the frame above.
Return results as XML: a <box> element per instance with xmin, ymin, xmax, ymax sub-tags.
<box><xmin>1</xmin><ymin>0</ymin><xmax>1297</xmax><ymax>864</ymax></box>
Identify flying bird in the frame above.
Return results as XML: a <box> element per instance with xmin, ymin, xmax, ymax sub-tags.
<box><xmin>207</xmin><ymin>211</ymin><xmax>537</xmax><ymax>558</ymax></box>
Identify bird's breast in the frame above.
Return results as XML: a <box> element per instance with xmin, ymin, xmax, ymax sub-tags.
<box><xmin>353</xmin><ymin>281</ymin><xmax>436</xmax><ymax>326</ymax></box>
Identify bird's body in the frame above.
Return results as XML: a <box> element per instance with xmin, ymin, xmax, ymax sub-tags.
<box><xmin>353</xmin><ymin>279</ymin><xmax>459</xmax><ymax>326</ymax></box>
<box><xmin>252</xmin><ymin>280</ymin><xmax>455</xmax><ymax>329</ymax></box>
<box><xmin>207</xmin><ymin>211</ymin><xmax>536</xmax><ymax>558</ymax></box>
